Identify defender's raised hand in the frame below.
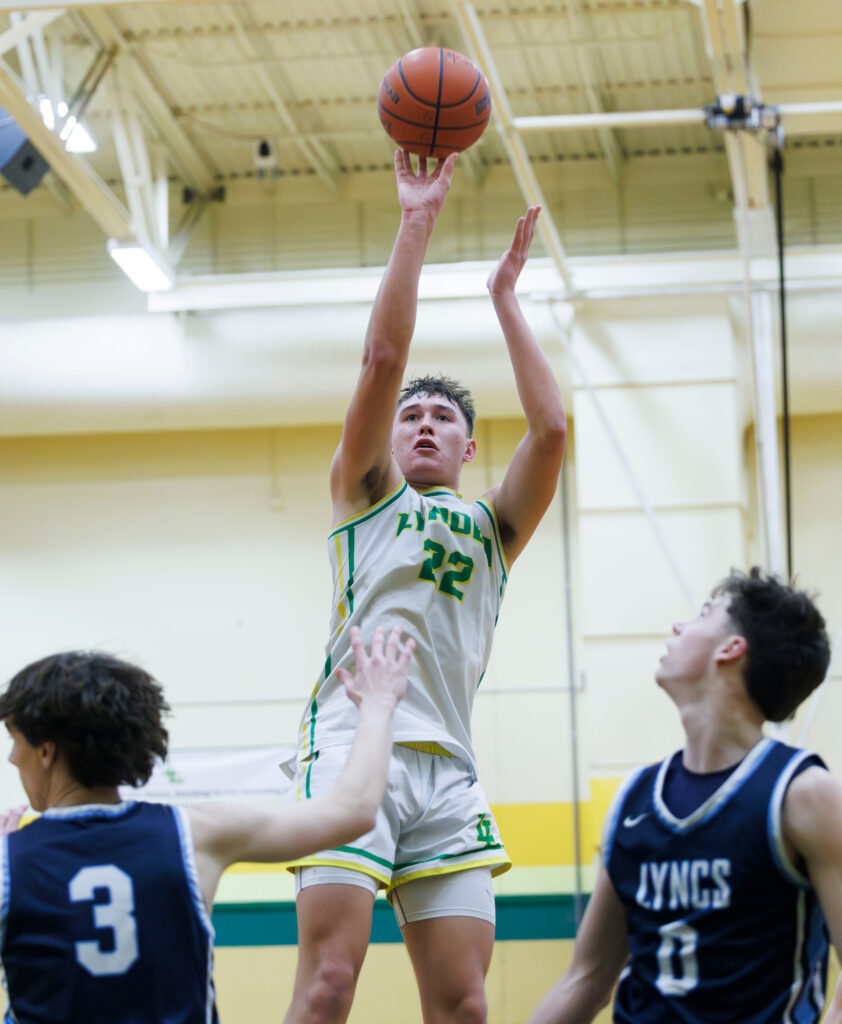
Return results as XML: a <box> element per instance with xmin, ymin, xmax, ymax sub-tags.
<box><xmin>0</xmin><ymin>805</ymin><xmax>26</xmax><ymax>835</ymax></box>
<box><xmin>487</xmin><ymin>205</ymin><xmax>541</xmax><ymax>297</ymax></box>
<box><xmin>337</xmin><ymin>625</ymin><xmax>414</xmax><ymax>709</ymax></box>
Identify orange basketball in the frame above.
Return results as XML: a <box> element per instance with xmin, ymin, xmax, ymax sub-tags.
<box><xmin>377</xmin><ymin>47</ymin><xmax>492</xmax><ymax>159</ymax></box>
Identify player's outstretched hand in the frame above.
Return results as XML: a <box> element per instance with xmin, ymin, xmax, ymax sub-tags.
<box><xmin>337</xmin><ymin>625</ymin><xmax>414</xmax><ymax>710</ymax></box>
<box><xmin>0</xmin><ymin>805</ymin><xmax>26</xmax><ymax>834</ymax></box>
<box><xmin>487</xmin><ymin>205</ymin><xmax>541</xmax><ymax>297</ymax></box>
<box><xmin>394</xmin><ymin>149</ymin><xmax>458</xmax><ymax>220</ymax></box>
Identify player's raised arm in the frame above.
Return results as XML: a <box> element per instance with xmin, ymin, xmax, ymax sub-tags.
<box><xmin>780</xmin><ymin>766</ymin><xmax>842</xmax><ymax>1023</ymax></box>
<box><xmin>187</xmin><ymin>626</ymin><xmax>413</xmax><ymax>908</ymax></box>
<box><xmin>527</xmin><ymin>866</ymin><xmax>629</xmax><ymax>1024</ymax></box>
<box><xmin>331</xmin><ymin>151</ymin><xmax>458</xmax><ymax>521</ymax></box>
<box><xmin>483</xmin><ymin>207</ymin><xmax>567</xmax><ymax>565</ymax></box>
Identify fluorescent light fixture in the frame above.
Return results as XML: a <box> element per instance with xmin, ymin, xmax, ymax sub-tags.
<box><xmin>107</xmin><ymin>239</ymin><xmax>175</xmax><ymax>292</ymax></box>
<box><xmin>39</xmin><ymin>96</ymin><xmax>97</xmax><ymax>153</ymax></box>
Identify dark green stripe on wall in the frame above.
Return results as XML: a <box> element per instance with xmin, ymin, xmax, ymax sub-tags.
<box><xmin>212</xmin><ymin>894</ymin><xmax>584</xmax><ymax>947</ymax></box>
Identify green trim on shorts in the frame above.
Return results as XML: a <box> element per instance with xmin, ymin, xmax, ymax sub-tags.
<box><xmin>335</xmin><ymin>844</ymin><xmax>395</xmax><ymax>870</ymax></box>
<box><xmin>394</xmin><ymin>844</ymin><xmax>504</xmax><ymax>872</ymax></box>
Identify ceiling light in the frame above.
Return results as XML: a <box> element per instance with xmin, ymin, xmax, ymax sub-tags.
<box><xmin>107</xmin><ymin>239</ymin><xmax>175</xmax><ymax>292</ymax></box>
<box><xmin>39</xmin><ymin>96</ymin><xmax>97</xmax><ymax>153</ymax></box>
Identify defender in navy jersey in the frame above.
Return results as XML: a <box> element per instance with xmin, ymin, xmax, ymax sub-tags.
<box><xmin>0</xmin><ymin>627</ymin><xmax>412</xmax><ymax>1024</ymax></box>
<box><xmin>528</xmin><ymin>568</ymin><xmax>842</xmax><ymax>1024</ymax></box>
<box><xmin>286</xmin><ymin>151</ymin><xmax>567</xmax><ymax>1024</ymax></box>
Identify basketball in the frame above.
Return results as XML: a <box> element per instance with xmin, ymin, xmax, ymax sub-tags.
<box><xmin>377</xmin><ymin>47</ymin><xmax>492</xmax><ymax>160</ymax></box>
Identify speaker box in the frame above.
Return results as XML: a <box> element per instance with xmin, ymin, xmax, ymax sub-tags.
<box><xmin>0</xmin><ymin>109</ymin><xmax>50</xmax><ymax>195</ymax></box>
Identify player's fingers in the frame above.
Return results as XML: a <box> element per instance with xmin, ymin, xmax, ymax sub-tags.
<box><xmin>523</xmin><ymin>206</ymin><xmax>540</xmax><ymax>247</ymax></box>
<box><xmin>396</xmin><ymin>635</ymin><xmax>416</xmax><ymax>673</ymax></box>
<box><xmin>348</xmin><ymin>624</ymin><xmax>368</xmax><ymax>670</ymax></box>
<box><xmin>384</xmin><ymin>624</ymin><xmax>402</xmax><ymax>662</ymax></box>
<box><xmin>511</xmin><ymin>215</ymin><xmax>527</xmax><ymax>253</ymax></box>
<box><xmin>436</xmin><ymin>151</ymin><xmax>458</xmax><ymax>186</ymax></box>
<box><xmin>335</xmin><ymin>666</ymin><xmax>352</xmax><ymax>687</ymax></box>
<box><xmin>368</xmin><ymin>625</ymin><xmax>387</xmax><ymax>663</ymax></box>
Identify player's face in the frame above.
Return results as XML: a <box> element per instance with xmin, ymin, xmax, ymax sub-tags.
<box><xmin>655</xmin><ymin>597</ymin><xmax>738</xmax><ymax>686</ymax></box>
<box><xmin>5</xmin><ymin>723</ymin><xmax>47</xmax><ymax>812</ymax></box>
<box><xmin>392</xmin><ymin>395</ymin><xmax>476</xmax><ymax>488</ymax></box>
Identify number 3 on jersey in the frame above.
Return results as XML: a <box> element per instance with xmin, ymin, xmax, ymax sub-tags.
<box><xmin>69</xmin><ymin>864</ymin><xmax>139</xmax><ymax>976</ymax></box>
<box><xmin>418</xmin><ymin>539</ymin><xmax>475</xmax><ymax>601</ymax></box>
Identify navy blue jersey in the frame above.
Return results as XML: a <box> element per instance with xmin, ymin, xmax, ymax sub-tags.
<box><xmin>0</xmin><ymin>801</ymin><xmax>218</xmax><ymax>1024</ymax></box>
<box><xmin>603</xmin><ymin>738</ymin><xmax>829</xmax><ymax>1024</ymax></box>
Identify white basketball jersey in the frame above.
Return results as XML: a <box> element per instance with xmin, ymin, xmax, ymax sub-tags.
<box><xmin>296</xmin><ymin>481</ymin><xmax>508</xmax><ymax>770</ymax></box>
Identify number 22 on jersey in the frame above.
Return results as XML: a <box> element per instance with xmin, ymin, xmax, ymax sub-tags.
<box><xmin>418</xmin><ymin>539</ymin><xmax>475</xmax><ymax>601</ymax></box>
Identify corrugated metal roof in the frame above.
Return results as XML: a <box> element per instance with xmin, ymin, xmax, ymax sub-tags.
<box><xmin>0</xmin><ymin>0</ymin><xmax>840</xmax><ymax>270</ymax></box>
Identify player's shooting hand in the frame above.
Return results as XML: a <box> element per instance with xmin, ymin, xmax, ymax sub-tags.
<box><xmin>337</xmin><ymin>625</ymin><xmax>414</xmax><ymax>710</ymax></box>
<box><xmin>394</xmin><ymin>149</ymin><xmax>458</xmax><ymax>219</ymax></box>
<box><xmin>487</xmin><ymin>205</ymin><xmax>541</xmax><ymax>297</ymax></box>
<box><xmin>0</xmin><ymin>805</ymin><xmax>26</xmax><ymax>834</ymax></box>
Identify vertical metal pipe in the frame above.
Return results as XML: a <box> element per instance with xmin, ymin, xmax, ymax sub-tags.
<box><xmin>559</xmin><ymin>453</ymin><xmax>584</xmax><ymax>925</ymax></box>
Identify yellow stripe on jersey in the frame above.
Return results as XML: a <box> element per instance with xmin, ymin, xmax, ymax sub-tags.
<box><xmin>333</xmin><ymin>533</ymin><xmax>347</xmax><ymax>619</ymax></box>
<box><xmin>397</xmin><ymin>741</ymin><xmax>456</xmax><ymax>757</ymax></box>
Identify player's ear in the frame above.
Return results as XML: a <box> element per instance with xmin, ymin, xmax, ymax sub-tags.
<box><xmin>37</xmin><ymin>740</ymin><xmax>58</xmax><ymax>769</ymax></box>
<box><xmin>715</xmin><ymin>633</ymin><xmax>747</xmax><ymax>665</ymax></box>
<box><xmin>462</xmin><ymin>438</ymin><xmax>477</xmax><ymax>464</ymax></box>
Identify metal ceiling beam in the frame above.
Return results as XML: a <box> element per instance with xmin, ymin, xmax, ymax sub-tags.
<box><xmin>0</xmin><ymin>0</ymin><xmax>231</xmax><ymax>7</ymax></box>
<box><xmin>514</xmin><ymin>101</ymin><xmax>842</xmax><ymax>132</ymax></box>
<box><xmin>562</xmin><ymin>0</ymin><xmax>623</xmax><ymax>181</ymax></box>
<box><xmin>452</xmin><ymin>0</ymin><xmax>574</xmax><ymax>292</ymax></box>
<box><xmin>108</xmin><ymin>64</ymin><xmax>162</xmax><ymax>249</ymax></box>
<box><xmin>223</xmin><ymin>3</ymin><xmax>338</xmax><ymax>192</ymax></box>
<box><xmin>698</xmin><ymin>0</ymin><xmax>770</xmax><ymax>212</ymax></box>
<box><xmin>0</xmin><ymin>54</ymin><xmax>133</xmax><ymax>238</ymax></box>
<box><xmin>81</xmin><ymin>8</ymin><xmax>218</xmax><ymax>194</ymax></box>
<box><xmin>0</xmin><ymin>9</ymin><xmax>63</xmax><ymax>54</ymax></box>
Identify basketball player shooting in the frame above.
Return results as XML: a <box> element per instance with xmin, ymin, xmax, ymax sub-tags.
<box><xmin>282</xmin><ymin>149</ymin><xmax>566</xmax><ymax>1024</ymax></box>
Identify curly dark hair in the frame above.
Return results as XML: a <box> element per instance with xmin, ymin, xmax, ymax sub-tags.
<box><xmin>714</xmin><ymin>567</ymin><xmax>831</xmax><ymax>722</ymax></box>
<box><xmin>398</xmin><ymin>374</ymin><xmax>476</xmax><ymax>437</ymax></box>
<box><xmin>0</xmin><ymin>651</ymin><xmax>170</xmax><ymax>789</ymax></box>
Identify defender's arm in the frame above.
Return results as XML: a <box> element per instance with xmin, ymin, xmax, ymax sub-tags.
<box><xmin>527</xmin><ymin>866</ymin><xmax>628</xmax><ymax>1024</ymax></box>
<box><xmin>782</xmin><ymin>766</ymin><xmax>842</xmax><ymax>1023</ymax></box>
<box><xmin>188</xmin><ymin>627</ymin><xmax>412</xmax><ymax>909</ymax></box>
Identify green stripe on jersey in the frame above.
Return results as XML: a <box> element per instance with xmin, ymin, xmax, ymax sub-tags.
<box><xmin>345</xmin><ymin>529</ymin><xmax>355</xmax><ymax>614</ymax></box>
<box><xmin>304</xmin><ymin>752</ymin><xmax>319</xmax><ymax>798</ymax></box>
<box><xmin>476</xmin><ymin>499</ymin><xmax>508</xmax><ymax>583</ymax></box>
<box><xmin>328</xmin><ymin>482</ymin><xmax>408</xmax><ymax>537</ymax></box>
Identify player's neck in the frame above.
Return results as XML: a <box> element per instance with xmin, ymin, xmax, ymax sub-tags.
<box><xmin>49</xmin><ymin>780</ymin><xmax>122</xmax><ymax>809</ymax></box>
<box><xmin>406</xmin><ymin>475</ymin><xmax>460</xmax><ymax>493</ymax></box>
<box><xmin>678</xmin><ymin>702</ymin><xmax>765</xmax><ymax>773</ymax></box>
